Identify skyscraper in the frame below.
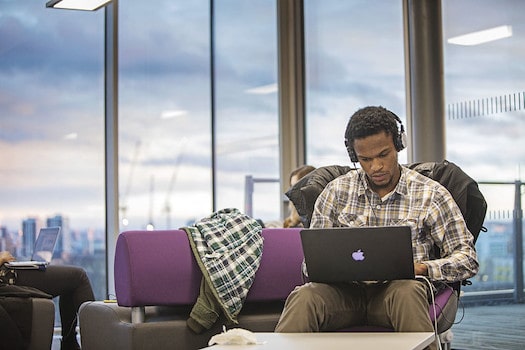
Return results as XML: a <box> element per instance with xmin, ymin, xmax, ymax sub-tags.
<box><xmin>21</xmin><ymin>217</ymin><xmax>38</xmax><ymax>258</ymax></box>
<box><xmin>47</xmin><ymin>214</ymin><xmax>69</xmax><ymax>258</ymax></box>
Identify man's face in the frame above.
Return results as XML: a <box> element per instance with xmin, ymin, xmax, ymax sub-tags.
<box><xmin>352</xmin><ymin>130</ymin><xmax>401</xmax><ymax>196</ymax></box>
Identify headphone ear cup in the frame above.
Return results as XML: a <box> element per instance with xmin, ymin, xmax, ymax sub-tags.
<box><xmin>400</xmin><ymin>131</ymin><xmax>407</xmax><ymax>150</ymax></box>
<box><xmin>349</xmin><ymin>148</ymin><xmax>358</xmax><ymax>163</ymax></box>
<box><xmin>394</xmin><ymin>132</ymin><xmax>406</xmax><ymax>151</ymax></box>
<box><xmin>345</xmin><ymin>140</ymin><xmax>358</xmax><ymax>163</ymax></box>
<box><xmin>392</xmin><ymin>114</ymin><xmax>406</xmax><ymax>152</ymax></box>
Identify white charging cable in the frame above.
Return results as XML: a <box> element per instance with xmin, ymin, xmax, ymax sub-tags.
<box><xmin>415</xmin><ymin>275</ymin><xmax>442</xmax><ymax>350</ymax></box>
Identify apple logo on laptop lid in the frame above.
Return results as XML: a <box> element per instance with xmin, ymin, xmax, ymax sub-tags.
<box><xmin>352</xmin><ymin>249</ymin><xmax>365</xmax><ymax>261</ymax></box>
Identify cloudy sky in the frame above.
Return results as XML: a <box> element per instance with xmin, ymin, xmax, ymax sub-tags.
<box><xmin>1</xmin><ymin>0</ymin><xmax>524</xmax><ymax>233</ymax></box>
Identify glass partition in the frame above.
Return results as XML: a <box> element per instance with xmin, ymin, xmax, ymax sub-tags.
<box><xmin>443</xmin><ymin>0</ymin><xmax>525</xmax><ymax>300</ymax></box>
<box><xmin>0</xmin><ymin>0</ymin><xmax>106</xmax><ymax>306</ymax></box>
<box><xmin>443</xmin><ymin>0</ymin><xmax>525</xmax><ymax>182</ymax></box>
<box><xmin>304</xmin><ymin>0</ymin><xmax>406</xmax><ymax>167</ymax></box>
<box><xmin>213</xmin><ymin>0</ymin><xmax>280</xmax><ymax>225</ymax></box>
<box><xmin>119</xmin><ymin>0</ymin><xmax>212</xmax><ymax>230</ymax></box>
<box><xmin>442</xmin><ymin>1</ymin><xmax>524</xmax><ymax>347</ymax></box>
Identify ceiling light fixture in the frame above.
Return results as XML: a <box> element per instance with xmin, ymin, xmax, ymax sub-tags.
<box><xmin>447</xmin><ymin>25</ymin><xmax>512</xmax><ymax>46</ymax></box>
<box><xmin>46</xmin><ymin>0</ymin><xmax>112</xmax><ymax>11</ymax></box>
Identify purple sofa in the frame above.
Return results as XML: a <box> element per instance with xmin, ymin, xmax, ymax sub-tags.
<box><xmin>78</xmin><ymin>228</ymin><xmax>305</xmax><ymax>350</ymax></box>
<box><xmin>78</xmin><ymin>227</ymin><xmax>457</xmax><ymax>350</ymax></box>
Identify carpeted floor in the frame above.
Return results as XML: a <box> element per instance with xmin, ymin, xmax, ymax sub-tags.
<box><xmin>450</xmin><ymin>302</ymin><xmax>525</xmax><ymax>350</ymax></box>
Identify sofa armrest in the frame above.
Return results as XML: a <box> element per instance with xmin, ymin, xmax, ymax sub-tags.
<box><xmin>29</xmin><ymin>298</ymin><xmax>55</xmax><ymax>350</ymax></box>
<box><xmin>115</xmin><ymin>230</ymin><xmax>202</xmax><ymax>306</ymax></box>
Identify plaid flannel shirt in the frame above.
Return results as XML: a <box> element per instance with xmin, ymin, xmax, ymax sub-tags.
<box><xmin>184</xmin><ymin>208</ymin><xmax>263</xmax><ymax>324</ymax></box>
<box><xmin>310</xmin><ymin>166</ymin><xmax>478</xmax><ymax>283</ymax></box>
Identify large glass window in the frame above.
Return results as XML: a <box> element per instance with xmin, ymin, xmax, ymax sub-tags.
<box><xmin>304</xmin><ymin>0</ymin><xmax>406</xmax><ymax>167</ymax></box>
<box><xmin>119</xmin><ymin>0</ymin><xmax>212</xmax><ymax>231</ymax></box>
<box><xmin>0</xmin><ymin>0</ymin><xmax>106</xmax><ymax>306</ymax></box>
<box><xmin>443</xmin><ymin>0</ymin><xmax>524</xmax><ymax>299</ymax></box>
<box><xmin>443</xmin><ymin>0</ymin><xmax>525</xmax><ymax>181</ymax></box>
<box><xmin>303</xmin><ymin>0</ymin><xmax>524</xmax><ymax>348</ymax></box>
<box><xmin>213</xmin><ymin>0</ymin><xmax>280</xmax><ymax>225</ymax></box>
<box><xmin>118</xmin><ymin>0</ymin><xmax>279</xmax><ymax>230</ymax></box>
<box><xmin>444</xmin><ymin>1</ymin><xmax>524</xmax><ymax>348</ymax></box>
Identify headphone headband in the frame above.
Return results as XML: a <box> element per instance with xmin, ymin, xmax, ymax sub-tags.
<box><xmin>345</xmin><ymin>111</ymin><xmax>406</xmax><ymax>163</ymax></box>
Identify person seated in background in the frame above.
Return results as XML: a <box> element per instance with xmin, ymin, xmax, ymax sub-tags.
<box><xmin>283</xmin><ymin>165</ymin><xmax>316</xmax><ymax>228</ymax></box>
<box><xmin>0</xmin><ymin>251</ymin><xmax>95</xmax><ymax>350</ymax></box>
<box><xmin>275</xmin><ymin>106</ymin><xmax>478</xmax><ymax>350</ymax></box>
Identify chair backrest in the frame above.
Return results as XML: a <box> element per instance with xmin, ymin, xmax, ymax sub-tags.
<box><xmin>286</xmin><ymin>160</ymin><xmax>487</xmax><ymax>243</ymax></box>
<box><xmin>407</xmin><ymin>160</ymin><xmax>487</xmax><ymax>243</ymax></box>
<box><xmin>285</xmin><ymin>165</ymin><xmax>351</xmax><ymax>227</ymax></box>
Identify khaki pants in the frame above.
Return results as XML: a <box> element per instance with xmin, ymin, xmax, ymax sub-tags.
<box><xmin>275</xmin><ymin>280</ymin><xmax>437</xmax><ymax>350</ymax></box>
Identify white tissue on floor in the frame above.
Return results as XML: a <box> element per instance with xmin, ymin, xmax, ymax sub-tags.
<box><xmin>208</xmin><ymin>327</ymin><xmax>258</xmax><ymax>346</ymax></box>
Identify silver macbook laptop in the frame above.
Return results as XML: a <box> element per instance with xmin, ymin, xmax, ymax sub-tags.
<box><xmin>6</xmin><ymin>226</ymin><xmax>61</xmax><ymax>270</ymax></box>
<box><xmin>300</xmin><ymin>226</ymin><xmax>414</xmax><ymax>283</ymax></box>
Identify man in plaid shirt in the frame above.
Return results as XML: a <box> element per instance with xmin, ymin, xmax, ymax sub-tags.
<box><xmin>275</xmin><ymin>106</ymin><xmax>478</xmax><ymax>350</ymax></box>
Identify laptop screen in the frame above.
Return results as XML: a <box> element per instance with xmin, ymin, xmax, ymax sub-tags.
<box><xmin>32</xmin><ymin>226</ymin><xmax>61</xmax><ymax>262</ymax></box>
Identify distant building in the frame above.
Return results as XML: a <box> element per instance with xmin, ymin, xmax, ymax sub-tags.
<box><xmin>47</xmin><ymin>214</ymin><xmax>69</xmax><ymax>258</ymax></box>
<box><xmin>21</xmin><ymin>218</ymin><xmax>38</xmax><ymax>258</ymax></box>
<box><xmin>0</xmin><ymin>226</ymin><xmax>7</xmax><ymax>251</ymax></box>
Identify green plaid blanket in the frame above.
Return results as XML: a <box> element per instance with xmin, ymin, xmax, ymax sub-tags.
<box><xmin>183</xmin><ymin>208</ymin><xmax>263</xmax><ymax>328</ymax></box>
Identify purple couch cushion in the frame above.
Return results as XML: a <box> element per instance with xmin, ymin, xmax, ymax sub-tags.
<box><xmin>114</xmin><ymin>228</ymin><xmax>305</xmax><ymax>307</ymax></box>
<box><xmin>429</xmin><ymin>286</ymin><xmax>454</xmax><ymax>322</ymax></box>
<box><xmin>246</xmin><ymin>228</ymin><xmax>304</xmax><ymax>301</ymax></box>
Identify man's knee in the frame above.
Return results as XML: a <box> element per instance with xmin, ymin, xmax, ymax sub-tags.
<box><xmin>285</xmin><ymin>283</ymin><xmax>326</xmax><ymax>307</ymax></box>
<box><xmin>276</xmin><ymin>283</ymin><xmax>332</xmax><ymax>332</ymax></box>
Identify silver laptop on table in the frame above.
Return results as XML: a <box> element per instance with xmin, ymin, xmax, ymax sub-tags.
<box><xmin>6</xmin><ymin>226</ymin><xmax>61</xmax><ymax>270</ymax></box>
<box><xmin>300</xmin><ymin>226</ymin><xmax>414</xmax><ymax>283</ymax></box>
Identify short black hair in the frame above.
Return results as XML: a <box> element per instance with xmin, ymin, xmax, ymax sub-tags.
<box><xmin>344</xmin><ymin>106</ymin><xmax>400</xmax><ymax>148</ymax></box>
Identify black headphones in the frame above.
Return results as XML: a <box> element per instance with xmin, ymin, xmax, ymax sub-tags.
<box><xmin>345</xmin><ymin>112</ymin><xmax>406</xmax><ymax>163</ymax></box>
